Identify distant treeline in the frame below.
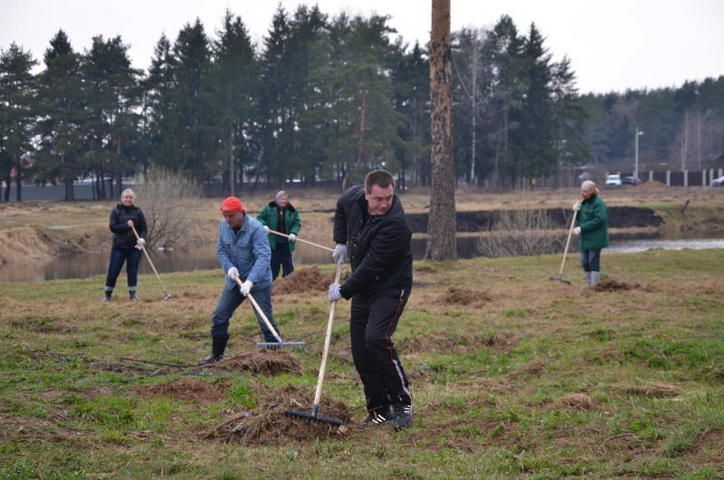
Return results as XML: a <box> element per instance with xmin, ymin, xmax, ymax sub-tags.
<box><xmin>1</xmin><ymin>5</ymin><xmax>723</xmax><ymax>201</ymax></box>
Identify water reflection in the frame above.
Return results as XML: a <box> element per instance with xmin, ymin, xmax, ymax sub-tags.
<box><xmin>1</xmin><ymin>232</ymin><xmax>723</xmax><ymax>283</ymax></box>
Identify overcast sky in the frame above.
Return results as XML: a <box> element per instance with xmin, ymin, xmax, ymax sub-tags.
<box><xmin>2</xmin><ymin>0</ymin><xmax>723</xmax><ymax>94</ymax></box>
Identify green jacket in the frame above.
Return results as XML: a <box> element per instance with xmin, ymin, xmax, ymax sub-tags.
<box><xmin>256</xmin><ymin>201</ymin><xmax>302</xmax><ymax>251</ymax></box>
<box><xmin>578</xmin><ymin>194</ymin><xmax>608</xmax><ymax>250</ymax></box>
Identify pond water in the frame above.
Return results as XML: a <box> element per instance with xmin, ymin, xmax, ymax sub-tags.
<box><xmin>1</xmin><ymin>232</ymin><xmax>723</xmax><ymax>283</ymax></box>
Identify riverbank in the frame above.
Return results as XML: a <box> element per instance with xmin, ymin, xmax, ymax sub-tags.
<box><xmin>1</xmin><ymin>250</ymin><xmax>721</xmax><ymax>477</ymax></box>
<box><xmin>1</xmin><ymin>186</ymin><xmax>723</xmax><ymax>266</ymax></box>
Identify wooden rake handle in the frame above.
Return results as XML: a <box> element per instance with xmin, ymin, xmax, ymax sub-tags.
<box><xmin>232</xmin><ymin>276</ymin><xmax>283</xmax><ymax>343</ymax></box>
<box><xmin>266</xmin><ymin>228</ymin><xmax>334</xmax><ymax>253</ymax></box>
<box><xmin>312</xmin><ymin>263</ymin><xmax>343</xmax><ymax>409</ymax></box>
<box><xmin>558</xmin><ymin>209</ymin><xmax>579</xmax><ymax>277</ymax></box>
<box><xmin>130</xmin><ymin>224</ymin><xmax>170</xmax><ymax>295</ymax></box>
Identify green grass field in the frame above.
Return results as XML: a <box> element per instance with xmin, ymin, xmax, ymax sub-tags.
<box><xmin>1</xmin><ymin>249</ymin><xmax>722</xmax><ymax>479</ymax></box>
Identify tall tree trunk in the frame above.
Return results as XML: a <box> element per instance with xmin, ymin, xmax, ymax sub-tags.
<box><xmin>15</xmin><ymin>166</ymin><xmax>22</xmax><ymax>201</ymax></box>
<box><xmin>426</xmin><ymin>0</ymin><xmax>456</xmax><ymax>260</ymax></box>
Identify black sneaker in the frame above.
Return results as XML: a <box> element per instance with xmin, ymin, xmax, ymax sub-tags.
<box><xmin>129</xmin><ymin>291</ymin><xmax>138</xmax><ymax>301</ymax></box>
<box><xmin>361</xmin><ymin>408</ymin><xmax>392</xmax><ymax>428</ymax></box>
<box><xmin>392</xmin><ymin>404</ymin><xmax>413</xmax><ymax>431</ymax></box>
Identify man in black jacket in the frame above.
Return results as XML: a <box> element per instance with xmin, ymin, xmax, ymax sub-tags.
<box><xmin>328</xmin><ymin>169</ymin><xmax>414</xmax><ymax>430</ymax></box>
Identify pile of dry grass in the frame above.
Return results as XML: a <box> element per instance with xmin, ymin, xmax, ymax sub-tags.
<box><xmin>204</xmin><ymin>351</ymin><xmax>301</xmax><ymax>376</ymax></box>
<box><xmin>203</xmin><ymin>385</ymin><xmax>351</xmax><ymax>445</ymax></box>
<box><xmin>273</xmin><ymin>266</ymin><xmax>332</xmax><ymax>294</ymax></box>
<box><xmin>553</xmin><ymin>393</ymin><xmax>596</xmax><ymax>411</ymax></box>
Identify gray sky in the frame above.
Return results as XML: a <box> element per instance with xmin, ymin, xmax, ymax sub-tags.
<box><xmin>2</xmin><ymin>0</ymin><xmax>723</xmax><ymax>94</ymax></box>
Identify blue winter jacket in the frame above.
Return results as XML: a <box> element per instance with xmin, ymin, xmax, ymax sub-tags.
<box><xmin>217</xmin><ymin>215</ymin><xmax>272</xmax><ymax>291</ymax></box>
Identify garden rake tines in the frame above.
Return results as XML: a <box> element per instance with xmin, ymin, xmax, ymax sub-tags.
<box><xmin>285</xmin><ymin>263</ymin><xmax>345</xmax><ymax>426</ymax></box>
<box><xmin>231</xmin><ymin>276</ymin><xmax>305</xmax><ymax>350</ymax></box>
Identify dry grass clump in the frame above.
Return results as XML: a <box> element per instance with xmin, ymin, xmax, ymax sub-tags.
<box><xmin>204</xmin><ymin>351</ymin><xmax>301</xmax><ymax>376</ymax></box>
<box><xmin>204</xmin><ymin>385</ymin><xmax>351</xmax><ymax>445</ymax></box>
<box><xmin>137</xmin><ymin>378</ymin><xmax>227</xmax><ymax>402</ymax></box>
<box><xmin>553</xmin><ymin>393</ymin><xmax>596</xmax><ymax>411</ymax></box>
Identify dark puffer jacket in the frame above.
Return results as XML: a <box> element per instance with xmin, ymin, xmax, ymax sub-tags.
<box><xmin>578</xmin><ymin>194</ymin><xmax>608</xmax><ymax>250</ymax></box>
<box><xmin>333</xmin><ymin>185</ymin><xmax>413</xmax><ymax>299</ymax></box>
<box><xmin>109</xmin><ymin>204</ymin><xmax>148</xmax><ymax>249</ymax></box>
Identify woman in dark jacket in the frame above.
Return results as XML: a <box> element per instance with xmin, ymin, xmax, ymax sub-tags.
<box><xmin>104</xmin><ymin>188</ymin><xmax>147</xmax><ymax>301</ymax></box>
<box><xmin>573</xmin><ymin>180</ymin><xmax>608</xmax><ymax>286</ymax></box>
<box><xmin>257</xmin><ymin>190</ymin><xmax>302</xmax><ymax>280</ymax></box>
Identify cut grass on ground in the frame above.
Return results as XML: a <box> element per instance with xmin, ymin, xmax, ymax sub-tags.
<box><xmin>0</xmin><ymin>249</ymin><xmax>722</xmax><ymax>479</ymax></box>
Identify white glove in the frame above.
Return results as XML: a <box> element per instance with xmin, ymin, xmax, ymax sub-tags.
<box><xmin>240</xmin><ymin>279</ymin><xmax>253</xmax><ymax>296</ymax></box>
<box><xmin>134</xmin><ymin>244</ymin><xmax>143</xmax><ymax>251</ymax></box>
<box><xmin>263</xmin><ymin>225</ymin><xmax>270</xmax><ymax>233</ymax></box>
<box><xmin>572</xmin><ymin>202</ymin><xmax>581</xmax><ymax>212</ymax></box>
<box><xmin>573</xmin><ymin>227</ymin><xmax>581</xmax><ymax>235</ymax></box>
<box><xmin>288</xmin><ymin>233</ymin><xmax>296</xmax><ymax>242</ymax></box>
<box><xmin>328</xmin><ymin>283</ymin><xmax>342</xmax><ymax>303</ymax></box>
<box><xmin>227</xmin><ymin>266</ymin><xmax>239</xmax><ymax>279</ymax></box>
<box><xmin>332</xmin><ymin>244</ymin><xmax>347</xmax><ymax>263</ymax></box>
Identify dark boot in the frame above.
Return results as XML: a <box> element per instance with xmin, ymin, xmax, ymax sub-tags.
<box><xmin>197</xmin><ymin>336</ymin><xmax>228</xmax><ymax>366</ymax></box>
<box><xmin>129</xmin><ymin>289</ymin><xmax>138</xmax><ymax>301</ymax></box>
<box><xmin>392</xmin><ymin>403</ymin><xmax>413</xmax><ymax>431</ymax></box>
<box><xmin>103</xmin><ymin>287</ymin><xmax>113</xmax><ymax>302</ymax></box>
<box><xmin>361</xmin><ymin>405</ymin><xmax>392</xmax><ymax>428</ymax></box>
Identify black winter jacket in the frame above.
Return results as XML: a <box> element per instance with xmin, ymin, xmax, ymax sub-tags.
<box><xmin>333</xmin><ymin>185</ymin><xmax>412</xmax><ymax>299</ymax></box>
<box><xmin>109</xmin><ymin>204</ymin><xmax>148</xmax><ymax>249</ymax></box>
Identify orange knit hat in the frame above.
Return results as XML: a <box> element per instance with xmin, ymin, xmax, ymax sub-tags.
<box><xmin>220</xmin><ymin>196</ymin><xmax>245</xmax><ymax>215</ymax></box>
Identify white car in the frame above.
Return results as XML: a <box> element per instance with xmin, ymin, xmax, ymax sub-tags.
<box><xmin>712</xmin><ymin>176</ymin><xmax>724</xmax><ymax>187</ymax></box>
<box><xmin>605</xmin><ymin>174</ymin><xmax>622</xmax><ymax>187</ymax></box>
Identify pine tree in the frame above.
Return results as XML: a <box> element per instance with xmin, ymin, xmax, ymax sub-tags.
<box><xmin>35</xmin><ymin>30</ymin><xmax>86</xmax><ymax>200</ymax></box>
<box><xmin>212</xmin><ymin>10</ymin><xmax>259</xmax><ymax>193</ymax></box>
<box><xmin>0</xmin><ymin>43</ymin><xmax>37</xmax><ymax>201</ymax></box>
<box><xmin>82</xmin><ymin>35</ymin><xmax>141</xmax><ymax>198</ymax></box>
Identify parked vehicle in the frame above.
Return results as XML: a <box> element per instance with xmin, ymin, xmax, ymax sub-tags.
<box><xmin>622</xmin><ymin>176</ymin><xmax>641</xmax><ymax>185</ymax></box>
<box><xmin>605</xmin><ymin>174</ymin><xmax>622</xmax><ymax>187</ymax></box>
<box><xmin>712</xmin><ymin>176</ymin><xmax>724</xmax><ymax>187</ymax></box>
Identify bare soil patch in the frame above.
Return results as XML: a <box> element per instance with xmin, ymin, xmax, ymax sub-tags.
<box><xmin>553</xmin><ymin>393</ymin><xmax>596</xmax><ymax>411</ymax></box>
<box><xmin>204</xmin><ymin>351</ymin><xmax>301</xmax><ymax>376</ymax></box>
<box><xmin>443</xmin><ymin>287</ymin><xmax>493</xmax><ymax>306</ymax></box>
<box><xmin>204</xmin><ymin>385</ymin><xmax>351</xmax><ymax>445</ymax></box>
<box><xmin>273</xmin><ymin>266</ymin><xmax>331</xmax><ymax>294</ymax></box>
<box><xmin>137</xmin><ymin>378</ymin><xmax>227</xmax><ymax>402</ymax></box>
<box><xmin>594</xmin><ymin>279</ymin><xmax>641</xmax><ymax>292</ymax></box>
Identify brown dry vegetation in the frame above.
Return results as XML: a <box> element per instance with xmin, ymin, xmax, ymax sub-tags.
<box><xmin>2</xmin><ymin>186</ymin><xmax>723</xmax><ymax>266</ymax></box>
<box><xmin>0</xmin><ymin>246</ymin><xmax>722</xmax><ymax>477</ymax></box>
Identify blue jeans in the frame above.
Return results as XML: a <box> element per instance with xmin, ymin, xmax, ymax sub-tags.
<box><xmin>580</xmin><ymin>249</ymin><xmax>601</xmax><ymax>272</ymax></box>
<box><xmin>271</xmin><ymin>242</ymin><xmax>294</xmax><ymax>280</ymax></box>
<box><xmin>105</xmin><ymin>247</ymin><xmax>142</xmax><ymax>289</ymax></box>
<box><xmin>211</xmin><ymin>283</ymin><xmax>279</xmax><ymax>342</ymax></box>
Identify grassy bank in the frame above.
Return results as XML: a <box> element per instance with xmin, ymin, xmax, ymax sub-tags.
<box><xmin>2</xmin><ymin>186</ymin><xmax>724</xmax><ymax>267</ymax></box>
<box><xmin>1</xmin><ymin>249</ymin><xmax>722</xmax><ymax>479</ymax></box>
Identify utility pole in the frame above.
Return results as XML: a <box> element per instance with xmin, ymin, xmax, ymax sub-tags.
<box><xmin>634</xmin><ymin>126</ymin><xmax>644</xmax><ymax>179</ymax></box>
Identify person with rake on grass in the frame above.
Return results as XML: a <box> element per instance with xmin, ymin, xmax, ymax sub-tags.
<box><xmin>257</xmin><ymin>190</ymin><xmax>302</xmax><ymax>280</ymax></box>
<box><xmin>198</xmin><ymin>196</ymin><xmax>282</xmax><ymax>366</ymax></box>
<box><xmin>328</xmin><ymin>169</ymin><xmax>414</xmax><ymax>431</ymax></box>
<box><xmin>103</xmin><ymin>188</ymin><xmax>147</xmax><ymax>302</ymax></box>
<box><xmin>572</xmin><ymin>180</ymin><xmax>609</xmax><ymax>287</ymax></box>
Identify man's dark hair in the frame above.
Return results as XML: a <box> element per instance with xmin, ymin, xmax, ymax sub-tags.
<box><xmin>364</xmin><ymin>169</ymin><xmax>394</xmax><ymax>192</ymax></box>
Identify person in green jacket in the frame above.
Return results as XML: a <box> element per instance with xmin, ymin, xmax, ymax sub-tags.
<box><xmin>257</xmin><ymin>191</ymin><xmax>302</xmax><ymax>280</ymax></box>
<box><xmin>573</xmin><ymin>180</ymin><xmax>609</xmax><ymax>286</ymax></box>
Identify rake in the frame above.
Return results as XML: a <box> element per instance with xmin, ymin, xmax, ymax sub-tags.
<box><xmin>285</xmin><ymin>263</ymin><xmax>344</xmax><ymax>426</ymax></box>
<box><xmin>266</xmin><ymin>228</ymin><xmax>334</xmax><ymax>252</ymax></box>
<box><xmin>232</xmin><ymin>276</ymin><xmax>305</xmax><ymax>350</ymax></box>
<box><xmin>549</xmin><ymin>209</ymin><xmax>578</xmax><ymax>285</ymax></box>
<box><xmin>130</xmin><ymin>225</ymin><xmax>172</xmax><ymax>300</ymax></box>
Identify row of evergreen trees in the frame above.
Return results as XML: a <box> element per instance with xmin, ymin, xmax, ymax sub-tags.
<box><xmin>1</xmin><ymin>6</ymin><xmax>722</xmax><ymax>201</ymax></box>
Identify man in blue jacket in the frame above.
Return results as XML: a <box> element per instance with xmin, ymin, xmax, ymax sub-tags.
<box><xmin>328</xmin><ymin>169</ymin><xmax>414</xmax><ymax>430</ymax></box>
<box><xmin>198</xmin><ymin>196</ymin><xmax>281</xmax><ymax>366</ymax></box>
